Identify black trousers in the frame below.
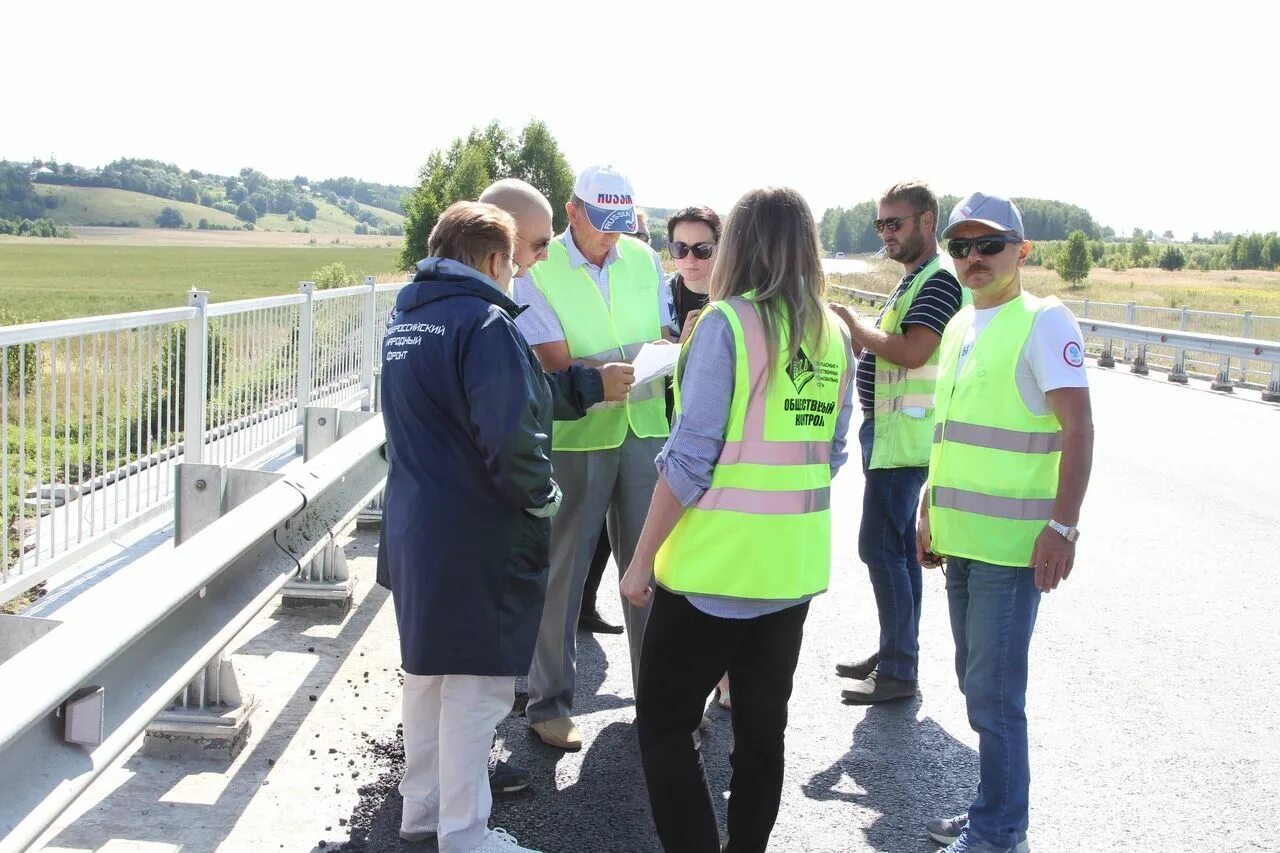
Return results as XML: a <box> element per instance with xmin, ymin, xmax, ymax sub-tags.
<box><xmin>636</xmin><ymin>587</ymin><xmax>809</xmax><ymax>853</ymax></box>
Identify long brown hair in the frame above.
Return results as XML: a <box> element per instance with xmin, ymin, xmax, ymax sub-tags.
<box><xmin>710</xmin><ymin>187</ymin><xmax>827</xmax><ymax>371</ymax></box>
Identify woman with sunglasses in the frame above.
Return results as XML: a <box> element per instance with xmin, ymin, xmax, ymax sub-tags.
<box><xmin>621</xmin><ymin>187</ymin><xmax>855</xmax><ymax>853</ymax></box>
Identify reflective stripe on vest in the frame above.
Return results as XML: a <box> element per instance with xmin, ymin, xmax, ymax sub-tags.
<box><xmin>869</xmin><ymin>255</ymin><xmax>964</xmax><ymax>469</ymax></box>
<box><xmin>655</xmin><ymin>296</ymin><xmax>850</xmax><ymax>603</ymax></box>
<box><xmin>529</xmin><ymin>237</ymin><xmax>669</xmax><ymax>450</ymax></box>
<box><xmin>927</xmin><ymin>292</ymin><xmax>1062</xmax><ymax>567</ymax></box>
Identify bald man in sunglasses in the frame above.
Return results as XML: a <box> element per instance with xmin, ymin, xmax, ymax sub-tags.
<box><xmin>916</xmin><ymin>192</ymin><xmax>1094</xmax><ymax>853</ymax></box>
<box><xmin>830</xmin><ymin>181</ymin><xmax>965</xmax><ymax>706</ymax></box>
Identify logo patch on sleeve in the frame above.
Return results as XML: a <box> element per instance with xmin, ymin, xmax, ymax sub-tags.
<box><xmin>1063</xmin><ymin>341</ymin><xmax>1085</xmax><ymax>367</ymax></box>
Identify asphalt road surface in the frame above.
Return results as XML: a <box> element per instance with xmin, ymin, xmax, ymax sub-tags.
<box><xmin>38</xmin><ymin>366</ymin><xmax>1280</xmax><ymax>853</ymax></box>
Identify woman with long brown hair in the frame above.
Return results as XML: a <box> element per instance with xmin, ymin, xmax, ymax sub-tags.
<box><xmin>621</xmin><ymin>187</ymin><xmax>856</xmax><ymax>852</ymax></box>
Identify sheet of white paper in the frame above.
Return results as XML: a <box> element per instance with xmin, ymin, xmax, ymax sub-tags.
<box><xmin>629</xmin><ymin>342</ymin><xmax>681</xmax><ymax>386</ymax></box>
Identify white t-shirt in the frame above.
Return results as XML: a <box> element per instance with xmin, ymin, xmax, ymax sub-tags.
<box><xmin>955</xmin><ymin>301</ymin><xmax>1089</xmax><ymax>416</ymax></box>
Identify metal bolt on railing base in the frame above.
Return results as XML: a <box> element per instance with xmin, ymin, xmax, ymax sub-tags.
<box><xmin>1098</xmin><ymin>344</ymin><xmax>1116</xmax><ymax>368</ymax></box>
<box><xmin>282</xmin><ymin>536</ymin><xmax>354</xmax><ymax>610</ymax></box>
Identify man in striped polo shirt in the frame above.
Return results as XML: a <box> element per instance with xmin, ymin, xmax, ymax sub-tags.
<box><xmin>831</xmin><ymin>181</ymin><xmax>964</xmax><ymax>704</ymax></box>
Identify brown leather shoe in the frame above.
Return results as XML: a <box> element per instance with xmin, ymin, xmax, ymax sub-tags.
<box><xmin>530</xmin><ymin>716</ymin><xmax>582</xmax><ymax>751</ymax></box>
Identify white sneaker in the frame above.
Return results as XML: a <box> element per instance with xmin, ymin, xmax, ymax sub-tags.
<box><xmin>399</xmin><ymin>797</ymin><xmax>438</xmax><ymax>842</ymax></box>
<box><xmin>473</xmin><ymin>827</ymin><xmax>541</xmax><ymax>852</ymax></box>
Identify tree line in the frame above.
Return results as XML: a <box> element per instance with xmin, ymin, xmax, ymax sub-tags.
<box><xmin>3</xmin><ymin>158</ymin><xmax>409</xmax><ymax>235</ymax></box>
<box><xmin>819</xmin><ymin>196</ymin><xmax>1103</xmax><ymax>255</ymax></box>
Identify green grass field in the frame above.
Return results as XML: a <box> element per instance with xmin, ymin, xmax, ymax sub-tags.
<box><xmin>34</xmin><ymin>185</ymin><xmax>244</xmax><ymax>229</ymax></box>
<box><xmin>33</xmin><ymin>185</ymin><xmax>404</xmax><ymax>235</ymax></box>
<box><xmin>0</xmin><ymin>243</ymin><xmax>403</xmax><ymax>321</ymax></box>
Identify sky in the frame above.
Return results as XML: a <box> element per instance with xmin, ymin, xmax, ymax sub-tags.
<box><xmin>5</xmin><ymin>0</ymin><xmax>1277</xmax><ymax>239</ymax></box>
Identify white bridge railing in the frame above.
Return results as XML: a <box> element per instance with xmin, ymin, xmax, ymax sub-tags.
<box><xmin>1</xmin><ymin>279</ymin><xmax>403</xmax><ymax>606</ymax></box>
<box><xmin>829</xmin><ymin>285</ymin><xmax>1280</xmax><ymax>402</ymax></box>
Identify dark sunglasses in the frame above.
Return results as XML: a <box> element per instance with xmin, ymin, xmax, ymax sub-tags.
<box><xmin>946</xmin><ymin>235</ymin><xmax>1025</xmax><ymax>259</ymax></box>
<box><xmin>517</xmin><ymin>233</ymin><xmax>553</xmax><ymax>253</ymax></box>
<box><xmin>873</xmin><ymin>212</ymin><xmax>923</xmax><ymax>234</ymax></box>
<box><xmin>669</xmin><ymin>241</ymin><xmax>715</xmax><ymax>260</ymax></box>
<box><xmin>632</xmin><ymin>231</ymin><xmax>651</xmax><ymax>244</ymax></box>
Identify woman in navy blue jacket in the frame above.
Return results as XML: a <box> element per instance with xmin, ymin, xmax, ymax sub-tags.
<box><xmin>381</xmin><ymin>201</ymin><xmax>555</xmax><ymax>853</ymax></box>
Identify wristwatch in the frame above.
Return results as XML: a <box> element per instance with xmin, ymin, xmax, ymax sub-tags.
<box><xmin>1047</xmin><ymin>519</ymin><xmax>1080</xmax><ymax>543</ymax></box>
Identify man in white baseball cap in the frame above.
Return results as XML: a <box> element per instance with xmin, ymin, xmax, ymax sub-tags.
<box><xmin>513</xmin><ymin>164</ymin><xmax>673</xmax><ymax>751</ymax></box>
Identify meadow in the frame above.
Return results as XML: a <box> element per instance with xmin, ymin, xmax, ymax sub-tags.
<box><xmin>0</xmin><ymin>238</ymin><xmax>404</xmax><ymax>321</ymax></box>
<box><xmin>826</xmin><ymin>257</ymin><xmax>1280</xmax><ymax>319</ymax></box>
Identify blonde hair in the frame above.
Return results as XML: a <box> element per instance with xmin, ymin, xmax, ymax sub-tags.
<box><xmin>710</xmin><ymin>187</ymin><xmax>827</xmax><ymax>371</ymax></box>
<box><xmin>428</xmin><ymin>201</ymin><xmax>516</xmax><ymax>273</ymax></box>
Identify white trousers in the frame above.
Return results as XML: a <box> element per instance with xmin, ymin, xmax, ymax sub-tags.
<box><xmin>399</xmin><ymin>672</ymin><xmax>514</xmax><ymax>853</ymax></box>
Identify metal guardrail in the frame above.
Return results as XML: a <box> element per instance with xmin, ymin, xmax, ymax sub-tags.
<box><xmin>2</xmin><ymin>278</ymin><xmax>405</xmax><ymax>606</ymax></box>
<box><xmin>828</xmin><ymin>285</ymin><xmax>1280</xmax><ymax>402</ymax></box>
<box><xmin>0</xmin><ymin>415</ymin><xmax>388</xmax><ymax>853</ymax></box>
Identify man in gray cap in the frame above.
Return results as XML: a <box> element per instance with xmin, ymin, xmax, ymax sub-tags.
<box><xmin>916</xmin><ymin>193</ymin><xmax>1094</xmax><ymax>853</ymax></box>
<box><xmin>514</xmin><ymin>165</ymin><xmax>673</xmax><ymax>751</ymax></box>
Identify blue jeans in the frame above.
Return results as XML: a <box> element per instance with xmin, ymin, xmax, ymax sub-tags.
<box><xmin>857</xmin><ymin>418</ymin><xmax>927</xmax><ymax>681</ymax></box>
<box><xmin>945</xmin><ymin>557</ymin><xmax>1042</xmax><ymax>849</ymax></box>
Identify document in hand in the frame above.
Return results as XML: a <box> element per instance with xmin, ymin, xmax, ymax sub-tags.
<box><xmin>630</xmin><ymin>342</ymin><xmax>681</xmax><ymax>386</ymax></box>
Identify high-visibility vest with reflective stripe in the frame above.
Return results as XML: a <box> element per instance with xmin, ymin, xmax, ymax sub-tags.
<box><xmin>928</xmin><ymin>292</ymin><xmax>1062</xmax><ymax>567</ymax></box>
<box><xmin>529</xmin><ymin>237</ymin><xmax>670</xmax><ymax>451</ymax></box>
<box><xmin>870</xmin><ymin>255</ymin><xmax>968</xmax><ymax>469</ymax></box>
<box><xmin>656</xmin><ymin>297</ymin><xmax>851</xmax><ymax>602</ymax></box>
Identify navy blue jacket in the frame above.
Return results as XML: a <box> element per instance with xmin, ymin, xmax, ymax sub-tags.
<box><xmin>381</xmin><ymin>258</ymin><xmax>558</xmax><ymax>676</ymax></box>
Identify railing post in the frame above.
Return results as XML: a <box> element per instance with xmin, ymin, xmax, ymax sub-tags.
<box><xmin>361</xmin><ymin>275</ymin><xmax>378</xmax><ymax>412</ymax></box>
<box><xmin>1240</xmin><ymin>311</ymin><xmax>1253</xmax><ymax>385</ymax></box>
<box><xmin>1264</xmin><ymin>363</ymin><xmax>1280</xmax><ymax>403</ymax></box>
<box><xmin>1130</xmin><ymin>344</ymin><xmax>1149</xmax><ymax>375</ymax></box>
<box><xmin>1211</xmin><ymin>355</ymin><xmax>1234</xmax><ymax>392</ymax></box>
<box><xmin>1169</xmin><ymin>306</ymin><xmax>1189</xmax><ymax>384</ymax></box>
<box><xmin>183</xmin><ymin>289</ymin><xmax>209</xmax><ymax>464</ymax></box>
<box><xmin>295</xmin><ymin>281</ymin><xmax>315</xmax><ymax>451</ymax></box>
<box><xmin>1123</xmin><ymin>301</ymin><xmax>1137</xmax><ymax>363</ymax></box>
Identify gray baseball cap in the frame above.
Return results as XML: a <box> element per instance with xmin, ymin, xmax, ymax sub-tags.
<box><xmin>942</xmin><ymin>192</ymin><xmax>1025</xmax><ymax>241</ymax></box>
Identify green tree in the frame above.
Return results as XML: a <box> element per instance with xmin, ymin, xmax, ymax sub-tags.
<box><xmin>833</xmin><ymin>216</ymin><xmax>856</xmax><ymax>254</ymax></box>
<box><xmin>297</xmin><ymin>199</ymin><xmax>318</xmax><ymax>221</ymax></box>
<box><xmin>155</xmin><ymin>206</ymin><xmax>185</xmax><ymax>228</ymax></box>
<box><xmin>1056</xmin><ymin>230</ymin><xmax>1092</xmax><ymax>288</ymax></box>
<box><xmin>1157</xmin><ymin>246</ymin><xmax>1185</xmax><ymax>271</ymax></box>
<box><xmin>1130</xmin><ymin>232</ymin><xmax>1150</xmax><ymax>266</ymax></box>
<box><xmin>510</xmin><ymin>120</ymin><xmax>574</xmax><ymax>233</ymax></box>
<box><xmin>248</xmin><ymin>193</ymin><xmax>270</xmax><ymax>216</ymax></box>
<box><xmin>235</xmin><ymin>201</ymin><xmax>257</xmax><ymax>223</ymax></box>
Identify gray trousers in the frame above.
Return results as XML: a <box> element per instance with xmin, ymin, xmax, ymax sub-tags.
<box><xmin>526</xmin><ymin>432</ymin><xmax>663</xmax><ymax>724</ymax></box>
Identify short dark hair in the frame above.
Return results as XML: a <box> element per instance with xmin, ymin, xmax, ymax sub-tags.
<box><xmin>666</xmin><ymin>205</ymin><xmax>722</xmax><ymax>243</ymax></box>
<box><xmin>880</xmin><ymin>181</ymin><xmax>938</xmax><ymax>228</ymax></box>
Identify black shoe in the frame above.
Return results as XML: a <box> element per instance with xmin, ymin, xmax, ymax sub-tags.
<box><xmin>578</xmin><ymin>610</ymin><xmax>624</xmax><ymax>634</ymax></box>
<box><xmin>488</xmin><ymin>757</ymin><xmax>532</xmax><ymax>794</ymax></box>
<box><xmin>835</xmin><ymin>653</ymin><xmax>879</xmax><ymax>681</ymax></box>
<box><xmin>841</xmin><ymin>671</ymin><xmax>917</xmax><ymax>705</ymax></box>
<box><xmin>512</xmin><ymin>690</ymin><xmax>529</xmax><ymax>716</ymax></box>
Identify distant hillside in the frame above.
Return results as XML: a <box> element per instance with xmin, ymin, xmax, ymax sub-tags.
<box><xmin>2</xmin><ymin>159</ymin><xmax>409</xmax><ymax>236</ymax></box>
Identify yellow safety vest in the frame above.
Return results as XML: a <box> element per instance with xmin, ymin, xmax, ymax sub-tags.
<box><xmin>656</xmin><ymin>297</ymin><xmax>851</xmax><ymax>602</ymax></box>
<box><xmin>928</xmin><ymin>292</ymin><xmax>1063</xmax><ymax>567</ymax></box>
<box><xmin>870</xmin><ymin>256</ymin><xmax>969</xmax><ymax>469</ymax></box>
<box><xmin>529</xmin><ymin>237</ymin><xmax>669</xmax><ymax>451</ymax></box>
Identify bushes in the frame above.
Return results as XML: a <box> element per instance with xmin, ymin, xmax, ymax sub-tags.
<box><xmin>0</xmin><ymin>217</ymin><xmax>72</xmax><ymax>237</ymax></box>
<box><xmin>312</xmin><ymin>262</ymin><xmax>357</xmax><ymax>290</ymax></box>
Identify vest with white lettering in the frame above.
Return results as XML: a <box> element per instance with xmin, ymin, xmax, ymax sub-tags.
<box><xmin>871</xmin><ymin>256</ymin><xmax>969</xmax><ymax>469</ymax></box>
<box><xmin>529</xmin><ymin>237</ymin><xmax>669</xmax><ymax>451</ymax></box>
<box><xmin>656</xmin><ymin>297</ymin><xmax>851</xmax><ymax>602</ymax></box>
<box><xmin>928</xmin><ymin>292</ymin><xmax>1062</xmax><ymax>567</ymax></box>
